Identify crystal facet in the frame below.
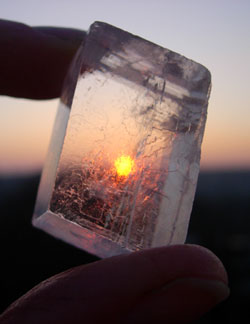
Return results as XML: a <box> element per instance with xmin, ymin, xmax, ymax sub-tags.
<box><xmin>32</xmin><ymin>22</ymin><xmax>211</xmax><ymax>258</ymax></box>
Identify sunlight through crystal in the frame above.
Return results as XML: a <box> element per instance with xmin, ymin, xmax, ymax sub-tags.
<box><xmin>114</xmin><ymin>155</ymin><xmax>134</xmax><ymax>177</ymax></box>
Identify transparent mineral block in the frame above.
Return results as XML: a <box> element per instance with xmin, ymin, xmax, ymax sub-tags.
<box><xmin>32</xmin><ymin>22</ymin><xmax>211</xmax><ymax>258</ymax></box>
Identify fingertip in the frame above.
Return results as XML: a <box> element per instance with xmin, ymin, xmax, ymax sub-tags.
<box><xmin>123</xmin><ymin>244</ymin><xmax>228</xmax><ymax>286</ymax></box>
<box><xmin>0</xmin><ymin>20</ymin><xmax>86</xmax><ymax>99</ymax></box>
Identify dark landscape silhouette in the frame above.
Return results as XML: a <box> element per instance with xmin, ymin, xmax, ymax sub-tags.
<box><xmin>0</xmin><ymin>170</ymin><xmax>249</xmax><ymax>322</ymax></box>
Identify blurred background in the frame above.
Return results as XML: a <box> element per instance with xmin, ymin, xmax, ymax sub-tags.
<box><xmin>0</xmin><ymin>0</ymin><xmax>249</xmax><ymax>322</ymax></box>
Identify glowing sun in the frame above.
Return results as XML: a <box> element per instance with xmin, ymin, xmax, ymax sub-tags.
<box><xmin>114</xmin><ymin>155</ymin><xmax>134</xmax><ymax>177</ymax></box>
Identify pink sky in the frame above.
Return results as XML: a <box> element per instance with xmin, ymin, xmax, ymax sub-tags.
<box><xmin>0</xmin><ymin>0</ymin><xmax>249</xmax><ymax>174</ymax></box>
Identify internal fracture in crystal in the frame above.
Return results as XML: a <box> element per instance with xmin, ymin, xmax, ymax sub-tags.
<box><xmin>32</xmin><ymin>22</ymin><xmax>211</xmax><ymax>258</ymax></box>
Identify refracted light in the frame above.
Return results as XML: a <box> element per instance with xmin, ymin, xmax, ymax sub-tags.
<box><xmin>114</xmin><ymin>155</ymin><xmax>134</xmax><ymax>177</ymax></box>
<box><xmin>32</xmin><ymin>22</ymin><xmax>211</xmax><ymax>259</ymax></box>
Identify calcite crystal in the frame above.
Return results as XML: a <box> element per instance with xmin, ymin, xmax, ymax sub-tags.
<box><xmin>33</xmin><ymin>22</ymin><xmax>211</xmax><ymax>258</ymax></box>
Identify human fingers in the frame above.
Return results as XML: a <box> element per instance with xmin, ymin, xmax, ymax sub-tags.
<box><xmin>0</xmin><ymin>19</ymin><xmax>86</xmax><ymax>99</ymax></box>
<box><xmin>0</xmin><ymin>244</ymin><xmax>229</xmax><ymax>324</ymax></box>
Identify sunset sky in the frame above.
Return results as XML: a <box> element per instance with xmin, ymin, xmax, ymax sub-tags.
<box><xmin>0</xmin><ymin>0</ymin><xmax>249</xmax><ymax>174</ymax></box>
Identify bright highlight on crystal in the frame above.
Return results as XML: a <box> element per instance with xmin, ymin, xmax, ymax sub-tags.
<box><xmin>114</xmin><ymin>155</ymin><xmax>134</xmax><ymax>177</ymax></box>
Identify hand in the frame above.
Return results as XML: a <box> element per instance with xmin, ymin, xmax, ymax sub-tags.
<box><xmin>0</xmin><ymin>20</ymin><xmax>229</xmax><ymax>324</ymax></box>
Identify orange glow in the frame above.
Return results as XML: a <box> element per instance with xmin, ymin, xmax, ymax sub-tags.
<box><xmin>114</xmin><ymin>155</ymin><xmax>134</xmax><ymax>177</ymax></box>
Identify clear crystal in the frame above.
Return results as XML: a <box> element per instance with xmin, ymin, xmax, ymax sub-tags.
<box><xmin>32</xmin><ymin>22</ymin><xmax>211</xmax><ymax>258</ymax></box>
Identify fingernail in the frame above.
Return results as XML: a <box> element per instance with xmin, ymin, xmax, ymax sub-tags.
<box><xmin>154</xmin><ymin>277</ymin><xmax>229</xmax><ymax>322</ymax></box>
<box><xmin>34</xmin><ymin>27</ymin><xmax>86</xmax><ymax>48</ymax></box>
<box><xmin>161</xmin><ymin>277</ymin><xmax>230</xmax><ymax>304</ymax></box>
<box><xmin>123</xmin><ymin>278</ymin><xmax>230</xmax><ymax>324</ymax></box>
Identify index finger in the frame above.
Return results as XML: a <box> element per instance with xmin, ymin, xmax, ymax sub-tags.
<box><xmin>0</xmin><ymin>19</ymin><xmax>86</xmax><ymax>99</ymax></box>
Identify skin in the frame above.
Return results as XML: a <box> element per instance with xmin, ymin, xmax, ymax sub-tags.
<box><xmin>0</xmin><ymin>19</ymin><xmax>86</xmax><ymax>99</ymax></box>
<box><xmin>0</xmin><ymin>20</ymin><xmax>229</xmax><ymax>324</ymax></box>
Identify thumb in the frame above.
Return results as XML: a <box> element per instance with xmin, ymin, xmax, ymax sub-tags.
<box><xmin>0</xmin><ymin>245</ymin><xmax>229</xmax><ymax>324</ymax></box>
